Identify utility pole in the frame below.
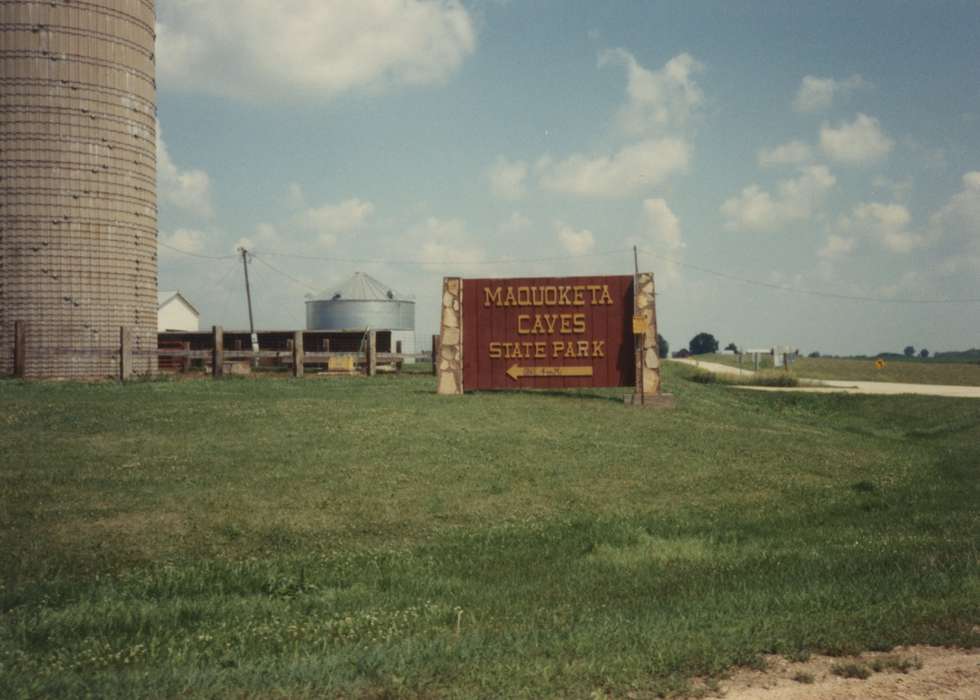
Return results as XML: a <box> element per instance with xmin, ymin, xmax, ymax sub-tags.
<box><xmin>633</xmin><ymin>245</ymin><xmax>644</xmax><ymax>405</ymax></box>
<box><xmin>238</xmin><ymin>247</ymin><xmax>259</xmax><ymax>366</ymax></box>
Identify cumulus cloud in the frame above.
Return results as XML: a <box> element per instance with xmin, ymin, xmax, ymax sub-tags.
<box><xmin>600</xmin><ymin>49</ymin><xmax>704</xmax><ymax>134</ymax></box>
<box><xmin>498</xmin><ymin>211</ymin><xmax>531</xmax><ymax>235</ymax></box>
<box><xmin>284</xmin><ymin>182</ymin><xmax>306</xmax><ymax>209</ymax></box>
<box><xmin>639</xmin><ymin>198</ymin><xmax>684</xmax><ymax>286</ymax></box>
<box><xmin>841</xmin><ymin>202</ymin><xmax>925</xmax><ymax>253</ymax></box>
<box><xmin>234</xmin><ymin>222</ymin><xmax>284</xmax><ymax>254</ymax></box>
<box><xmin>721</xmin><ymin>165</ymin><xmax>836</xmax><ymax>232</ymax></box>
<box><xmin>156</xmin><ymin>0</ymin><xmax>476</xmax><ymax>100</ymax></box>
<box><xmin>757</xmin><ymin>140</ymin><xmax>812</xmax><ymax>168</ymax></box>
<box><xmin>820</xmin><ymin>113</ymin><xmax>894</xmax><ymax>165</ymax></box>
<box><xmin>397</xmin><ymin>216</ymin><xmax>485</xmax><ymax>265</ymax></box>
<box><xmin>929</xmin><ymin>171</ymin><xmax>980</xmax><ymax>256</ymax></box>
<box><xmin>156</xmin><ymin>124</ymin><xmax>213</xmax><ymax>218</ymax></box>
<box><xmin>298</xmin><ymin>198</ymin><xmax>375</xmax><ymax>247</ymax></box>
<box><xmin>487</xmin><ymin>157</ymin><xmax>528</xmax><ymax>200</ymax></box>
<box><xmin>159</xmin><ymin>228</ymin><xmax>207</xmax><ymax>259</ymax></box>
<box><xmin>817</xmin><ymin>234</ymin><xmax>856</xmax><ymax>258</ymax></box>
<box><xmin>555</xmin><ymin>223</ymin><xmax>595</xmax><ymax>255</ymax></box>
<box><xmin>643</xmin><ymin>198</ymin><xmax>683</xmax><ymax>254</ymax></box>
<box><xmin>793</xmin><ymin>74</ymin><xmax>865</xmax><ymax>112</ymax></box>
<box><xmin>537</xmin><ymin>138</ymin><xmax>689</xmax><ymax>197</ymax></box>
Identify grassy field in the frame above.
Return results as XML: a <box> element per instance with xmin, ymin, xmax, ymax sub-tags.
<box><xmin>1</xmin><ymin>366</ymin><xmax>978</xmax><ymax>698</ymax></box>
<box><xmin>695</xmin><ymin>353</ymin><xmax>980</xmax><ymax>386</ymax></box>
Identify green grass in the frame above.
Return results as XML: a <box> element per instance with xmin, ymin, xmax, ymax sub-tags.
<box><xmin>696</xmin><ymin>353</ymin><xmax>980</xmax><ymax>386</ymax></box>
<box><xmin>1</xmin><ymin>364</ymin><xmax>978</xmax><ymax>698</ymax></box>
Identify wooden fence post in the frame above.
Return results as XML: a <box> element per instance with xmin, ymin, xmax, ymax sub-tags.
<box><xmin>14</xmin><ymin>320</ymin><xmax>26</xmax><ymax>378</ymax></box>
<box><xmin>119</xmin><ymin>326</ymin><xmax>132</xmax><ymax>382</ymax></box>
<box><xmin>432</xmin><ymin>334</ymin><xmax>439</xmax><ymax>376</ymax></box>
<box><xmin>367</xmin><ymin>330</ymin><xmax>377</xmax><ymax>377</ymax></box>
<box><xmin>212</xmin><ymin>325</ymin><xmax>224</xmax><ymax>378</ymax></box>
<box><xmin>293</xmin><ymin>330</ymin><xmax>304</xmax><ymax>378</ymax></box>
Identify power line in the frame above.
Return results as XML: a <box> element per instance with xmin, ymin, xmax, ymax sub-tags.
<box><xmin>638</xmin><ymin>248</ymin><xmax>980</xmax><ymax>304</ymax></box>
<box><xmin>256</xmin><ymin>247</ymin><xmax>634</xmax><ymax>266</ymax></box>
<box><xmin>250</xmin><ymin>254</ymin><xmax>321</xmax><ymax>294</ymax></box>
<box><xmin>158</xmin><ymin>239</ymin><xmax>237</xmax><ymax>260</ymax></box>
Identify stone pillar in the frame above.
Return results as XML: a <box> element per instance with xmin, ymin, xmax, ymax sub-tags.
<box><xmin>437</xmin><ymin>277</ymin><xmax>463</xmax><ymax>395</ymax></box>
<box><xmin>636</xmin><ymin>272</ymin><xmax>661</xmax><ymax>395</ymax></box>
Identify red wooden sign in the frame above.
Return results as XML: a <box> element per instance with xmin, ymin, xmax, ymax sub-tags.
<box><xmin>462</xmin><ymin>275</ymin><xmax>635</xmax><ymax>391</ymax></box>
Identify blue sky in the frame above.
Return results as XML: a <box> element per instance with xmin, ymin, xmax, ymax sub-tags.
<box><xmin>155</xmin><ymin>0</ymin><xmax>980</xmax><ymax>355</ymax></box>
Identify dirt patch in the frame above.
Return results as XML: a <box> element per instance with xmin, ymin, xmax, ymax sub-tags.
<box><xmin>695</xmin><ymin>646</ymin><xmax>979</xmax><ymax>699</ymax></box>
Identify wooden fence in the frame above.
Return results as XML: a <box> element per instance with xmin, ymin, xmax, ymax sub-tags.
<box><xmin>10</xmin><ymin>322</ymin><xmax>433</xmax><ymax>381</ymax></box>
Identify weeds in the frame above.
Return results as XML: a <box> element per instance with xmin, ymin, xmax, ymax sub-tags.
<box><xmin>869</xmin><ymin>655</ymin><xmax>923</xmax><ymax>673</ymax></box>
<box><xmin>831</xmin><ymin>662</ymin><xmax>872</xmax><ymax>679</ymax></box>
<box><xmin>688</xmin><ymin>369</ymin><xmax>800</xmax><ymax>387</ymax></box>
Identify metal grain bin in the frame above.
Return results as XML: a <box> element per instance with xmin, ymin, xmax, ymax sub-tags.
<box><xmin>306</xmin><ymin>272</ymin><xmax>415</xmax><ymax>332</ymax></box>
<box><xmin>0</xmin><ymin>0</ymin><xmax>158</xmax><ymax>378</ymax></box>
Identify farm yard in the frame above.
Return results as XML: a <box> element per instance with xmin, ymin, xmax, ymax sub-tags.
<box><xmin>1</xmin><ymin>364</ymin><xmax>978</xmax><ymax>698</ymax></box>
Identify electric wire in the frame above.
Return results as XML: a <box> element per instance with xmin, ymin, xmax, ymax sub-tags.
<box><xmin>257</xmin><ymin>247</ymin><xmax>634</xmax><ymax>266</ymax></box>
<box><xmin>250</xmin><ymin>254</ymin><xmax>321</xmax><ymax>294</ymax></box>
<box><xmin>156</xmin><ymin>239</ymin><xmax>978</xmax><ymax>305</ymax></box>
<box><xmin>638</xmin><ymin>248</ymin><xmax>980</xmax><ymax>304</ymax></box>
<box><xmin>158</xmin><ymin>239</ymin><xmax>237</xmax><ymax>260</ymax></box>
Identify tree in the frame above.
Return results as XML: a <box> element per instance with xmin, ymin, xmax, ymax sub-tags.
<box><xmin>689</xmin><ymin>332</ymin><xmax>719</xmax><ymax>355</ymax></box>
<box><xmin>724</xmin><ymin>342</ymin><xmax>738</xmax><ymax>353</ymax></box>
<box><xmin>904</xmin><ymin>345</ymin><xmax>915</xmax><ymax>357</ymax></box>
<box><xmin>919</xmin><ymin>348</ymin><xmax>929</xmax><ymax>359</ymax></box>
<box><xmin>808</xmin><ymin>351</ymin><xmax>821</xmax><ymax>358</ymax></box>
<box><xmin>657</xmin><ymin>333</ymin><xmax>669</xmax><ymax>359</ymax></box>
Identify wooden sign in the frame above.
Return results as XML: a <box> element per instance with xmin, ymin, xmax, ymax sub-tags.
<box><xmin>456</xmin><ymin>275</ymin><xmax>637</xmax><ymax>391</ymax></box>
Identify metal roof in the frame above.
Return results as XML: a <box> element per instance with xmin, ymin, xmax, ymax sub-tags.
<box><xmin>311</xmin><ymin>272</ymin><xmax>413</xmax><ymax>302</ymax></box>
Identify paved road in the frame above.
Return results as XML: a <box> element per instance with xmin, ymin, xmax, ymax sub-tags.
<box><xmin>669</xmin><ymin>357</ymin><xmax>980</xmax><ymax>399</ymax></box>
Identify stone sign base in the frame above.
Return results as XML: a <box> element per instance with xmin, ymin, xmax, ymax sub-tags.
<box><xmin>623</xmin><ymin>392</ymin><xmax>676</xmax><ymax>409</ymax></box>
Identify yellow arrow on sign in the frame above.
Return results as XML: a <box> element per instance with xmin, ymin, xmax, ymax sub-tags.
<box><xmin>505</xmin><ymin>364</ymin><xmax>594</xmax><ymax>381</ymax></box>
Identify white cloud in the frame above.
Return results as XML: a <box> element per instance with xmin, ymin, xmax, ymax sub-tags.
<box><xmin>929</xmin><ymin>171</ymin><xmax>980</xmax><ymax>255</ymax></box>
<box><xmin>537</xmin><ymin>138</ymin><xmax>689</xmax><ymax>197</ymax></box>
<box><xmin>872</xmin><ymin>176</ymin><xmax>913</xmax><ymax>202</ymax></box>
<box><xmin>757</xmin><ymin>140</ymin><xmax>812</xmax><ymax>168</ymax></box>
<box><xmin>600</xmin><ymin>49</ymin><xmax>704</xmax><ymax>134</ymax></box>
<box><xmin>499</xmin><ymin>211</ymin><xmax>531</xmax><ymax>235</ymax></box>
<box><xmin>487</xmin><ymin>157</ymin><xmax>528</xmax><ymax>200</ymax></box>
<box><xmin>846</xmin><ymin>202</ymin><xmax>925</xmax><ymax>253</ymax></box>
<box><xmin>397</xmin><ymin>216</ymin><xmax>485</xmax><ymax>265</ymax></box>
<box><xmin>159</xmin><ymin>228</ymin><xmax>207</xmax><ymax>259</ymax></box>
<box><xmin>555</xmin><ymin>222</ymin><xmax>595</xmax><ymax>255</ymax></box>
<box><xmin>234</xmin><ymin>222</ymin><xmax>284</xmax><ymax>254</ymax></box>
<box><xmin>819</xmin><ymin>113</ymin><xmax>894</xmax><ymax>165</ymax></box>
<box><xmin>817</xmin><ymin>234</ymin><xmax>856</xmax><ymax>258</ymax></box>
<box><xmin>640</xmin><ymin>198</ymin><xmax>684</xmax><ymax>286</ymax></box>
<box><xmin>284</xmin><ymin>182</ymin><xmax>306</xmax><ymax>209</ymax></box>
<box><xmin>793</xmin><ymin>74</ymin><xmax>865</xmax><ymax>112</ymax></box>
<box><xmin>721</xmin><ymin>165</ymin><xmax>836</xmax><ymax>232</ymax></box>
<box><xmin>156</xmin><ymin>124</ymin><xmax>213</xmax><ymax>218</ymax></box>
<box><xmin>643</xmin><ymin>198</ymin><xmax>683</xmax><ymax>254</ymax></box>
<box><xmin>298</xmin><ymin>198</ymin><xmax>375</xmax><ymax>247</ymax></box>
<box><xmin>156</xmin><ymin>0</ymin><xmax>475</xmax><ymax>100</ymax></box>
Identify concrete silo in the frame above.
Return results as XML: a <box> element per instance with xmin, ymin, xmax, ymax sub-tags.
<box><xmin>0</xmin><ymin>0</ymin><xmax>158</xmax><ymax>378</ymax></box>
<box><xmin>306</xmin><ymin>272</ymin><xmax>416</xmax><ymax>358</ymax></box>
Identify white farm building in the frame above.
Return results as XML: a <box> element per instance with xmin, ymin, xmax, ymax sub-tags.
<box><xmin>157</xmin><ymin>291</ymin><xmax>200</xmax><ymax>332</ymax></box>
